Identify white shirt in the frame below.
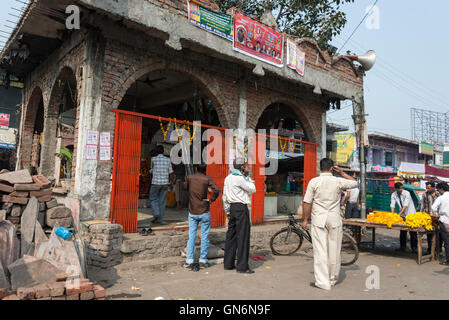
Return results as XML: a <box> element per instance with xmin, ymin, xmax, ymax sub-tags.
<box><xmin>348</xmin><ymin>188</ymin><xmax>360</xmax><ymax>203</ymax></box>
<box><xmin>303</xmin><ymin>173</ymin><xmax>358</xmax><ymax>228</ymax></box>
<box><xmin>431</xmin><ymin>191</ymin><xmax>449</xmax><ymax>224</ymax></box>
<box><xmin>390</xmin><ymin>190</ymin><xmax>416</xmax><ymax>217</ymax></box>
<box><xmin>222</xmin><ymin>174</ymin><xmax>256</xmax><ymax>213</ymax></box>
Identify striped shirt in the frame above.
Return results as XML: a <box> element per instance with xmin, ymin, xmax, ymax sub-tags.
<box><xmin>150</xmin><ymin>154</ymin><xmax>173</xmax><ymax>185</ymax></box>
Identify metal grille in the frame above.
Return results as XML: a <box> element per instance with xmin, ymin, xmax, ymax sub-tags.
<box><xmin>411</xmin><ymin>107</ymin><xmax>449</xmax><ymax>143</ymax></box>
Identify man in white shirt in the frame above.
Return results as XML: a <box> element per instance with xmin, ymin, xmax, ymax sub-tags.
<box><xmin>390</xmin><ymin>182</ymin><xmax>417</xmax><ymax>253</ymax></box>
<box><xmin>431</xmin><ymin>182</ymin><xmax>449</xmax><ymax>265</ymax></box>
<box><xmin>344</xmin><ymin>187</ymin><xmax>360</xmax><ymax>219</ymax></box>
<box><xmin>302</xmin><ymin>158</ymin><xmax>358</xmax><ymax>290</ymax></box>
<box><xmin>223</xmin><ymin>159</ymin><xmax>256</xmax><ymax>274</ymax></box>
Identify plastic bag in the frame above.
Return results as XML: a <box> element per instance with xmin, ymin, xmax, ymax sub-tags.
<box><xmin>55</xmin><ymin>227</ymin><xmax>72</xmax><ymax>240</ymax></box>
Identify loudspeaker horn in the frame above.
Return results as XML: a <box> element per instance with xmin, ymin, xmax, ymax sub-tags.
<box><xmin>345</xmin><ymin>50</ymin><xmax>376</xmax><ymax>71</ymax></box>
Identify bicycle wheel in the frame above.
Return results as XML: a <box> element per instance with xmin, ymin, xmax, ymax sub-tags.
<box><xmin>341</xmin><ymin>232</ymin><xmax>359</xmax><ymax>266</ymax></box>
<box><xmin>270</xmin><ymin>227</ymin><xmax>304</xmax><ymax>256</ymax></box>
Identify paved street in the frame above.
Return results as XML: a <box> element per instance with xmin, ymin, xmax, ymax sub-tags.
<box><xmin>92</xmin><ymin>229</ymin><xmax>449</xmax><ymax>300</ymax></box>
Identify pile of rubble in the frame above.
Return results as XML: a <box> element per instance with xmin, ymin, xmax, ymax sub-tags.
<box><xmin>7</xmin><ymin>273</ymin><xmax>105</xmax><ymax>300</ymax></box>
<box><xmin>0</xmin><ymin>169</ymin><xmax>73</xmax><ymax>230</ymax></box>
<box><xmin>0</xmin><ymin>169</ymin><xmax>108</xmax><ymax>300</ymax></box>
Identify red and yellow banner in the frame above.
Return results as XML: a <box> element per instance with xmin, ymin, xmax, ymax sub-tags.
<box><xmin>233</xmin><ymin>12</ymin><xmax>284</xmax><ymax>67</ymax></box>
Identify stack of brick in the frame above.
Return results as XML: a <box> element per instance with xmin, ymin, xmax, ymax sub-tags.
<box><xmin>12</xmin><ymin>274</ymin><xmax>106</xmax><ymax>300</ymax></box>
<box><xmin>0</xmin><ymin>169</ymin><xmax>73</xmax><ymax>230</ymax></box>
<box><xmin>83</xmin><ymin>223</ymin><xmax>123</xmax><ymax>269</ymax></box>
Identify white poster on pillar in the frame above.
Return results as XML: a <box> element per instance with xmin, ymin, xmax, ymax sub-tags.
<box><xmin>86</xmin><ymin>145</ymin><xmax>97</xmax><ymax>160</ymax></box>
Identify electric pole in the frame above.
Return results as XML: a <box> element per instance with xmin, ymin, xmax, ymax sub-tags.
<box><xmin>352</xmin><ymin>92</ymin><xmax>368</xmax><ymax>220</ymax></box>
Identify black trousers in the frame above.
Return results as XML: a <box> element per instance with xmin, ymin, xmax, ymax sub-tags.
<box><xmin>224</xmin><ymin>203</ymin><xmax>251</xmax><ymax>272</ymax></box>
<box><xmin>345</xmin><ymin>203</ymin><xmax>360</xmax><ymax>219</ymax></box>
<box><xmin>400</xmin><ymin>230</ymin><xmax>417</xmax><ymax>250</ymax></box>
<box><xmin>439</xmin><ymin>222</ymin><xmax>449</xmax><ymax>263</ymax></box>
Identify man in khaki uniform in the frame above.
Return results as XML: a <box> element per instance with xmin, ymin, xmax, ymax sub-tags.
<box><xmin>302</xmin><ymin>158</ymin><xmax>358</xmax><ymax>290</ymax></box>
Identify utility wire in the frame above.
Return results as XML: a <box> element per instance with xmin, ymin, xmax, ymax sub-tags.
<box><xmin>336</xmin><ymin>0</ymin><xmax>379</xmax><ymax>55</ymax></box>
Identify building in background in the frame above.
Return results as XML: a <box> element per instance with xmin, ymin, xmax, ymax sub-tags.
<box><xmin>0</xmin><ymin>69</ymin><xmax>23</xmax><ymax>169</ymax></box>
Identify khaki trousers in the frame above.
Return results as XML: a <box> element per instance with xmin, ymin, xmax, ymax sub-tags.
<box><xmin>311</xmin><ymin>218</ymin><xmax>343</xmax><ymax>289</ymax></box>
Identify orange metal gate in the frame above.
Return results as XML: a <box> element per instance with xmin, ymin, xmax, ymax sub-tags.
<box><xmin>110</xmin><ymin>111</ymin><xmax>142</xmax><ymax>233</ymax></box>
<box><xmin>110</xmin><ymin>109</ymin><xmax>318</xmax><ymax>232</ymax></box>
<box><xmin>206</xmin><ymin>131</ymin><xmax>227</xmax><ymax>228</ymax></box>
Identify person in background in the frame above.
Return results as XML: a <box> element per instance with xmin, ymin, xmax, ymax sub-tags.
<box><xmin>302</xmin><ymin>158</ymin><xmax>358</xmax><ymax>290</ymax></box>
<box><xmin>0</xmin><ymin>152</ymin><xmax>11</xmax><ymax>171</ymax></box>
<box><xmin>431</xmin><ymin>182</ymin><xmax>449</xmax><ymax>265</ymax></box>
<box><xmin>345</xmin><ymin>187</ymin><xmax>360</xmax><ymax>219</ymax></box>
<box><xmin>174</xmin><ymin>163</ymin><xmax>186</xmax><ymax>210</ymax></box>
<box><xmin>420</xmin><ymin>181</ymin><xmax>439</xmax><ymax>255</ymax></box>
<box><xmin>184</xmin><ymin>164</ymin><xmax>219</xmax><ymax>269</ymax></box>
<box><xmin>391</xmin><ymin>182</ymin><xmax>417</xmax><ymax>253</ymax></box>
<box><xmin>223</xmin><ymin>159</ymin><xmax>256</xmax><ymax>274</ymax></box>
<box><xmin>149</xmin><ymin>145</ymin><xmax>174</xmax><ymax>225</ymax></box>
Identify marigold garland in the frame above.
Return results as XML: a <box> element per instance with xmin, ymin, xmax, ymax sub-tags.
<box><xmin>158</xmin><ymin>116</ymin><xmax>172</xmax><ymax>142</ymax></box>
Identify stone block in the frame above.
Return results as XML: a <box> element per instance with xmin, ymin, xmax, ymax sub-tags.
<box><xmin>80</xmin><ymin>291</ymin><xmax>94</xmax><ymax>300</ymax></box>
<box><xmin>54</xmin><ymin>273</ymin><xmax>69</xmax><ymax>282</ymax></box>
<box><xmin>0</xmin><ymin>287</ymin><xmax>8</xmax><ymax>299</ymax></box>
<box><xmin>0</xmin><ymin>183</ymin><xmax>14</xmax><ymax>193</ymax></box>
<box><xmin>46</xmin><ymin>217</ymin><xmax>72</xmax><ymax>228</ymax></box>
<box><xmin>3</xmin><ymin>196</ymin><xmax>29</xmax><ymax>205</ymax></box>
<box><xmin>0</xmin><ymin>170</ymin><xmax>33</xmax><ymax>184</ymax></box>
<box><xmin>0</xmin><ymin>210</ymin><xmax>5</xmax><ymax>222</ymax></box>
<box><xmin>10</xmin><ymin>205</ymin><xmax>22</xmax><ymax>217</ymax></box>
<box><xmin>51</xmin><ymin>296</ymin><xmax>66</xmax><ymax>300</ymax></box>
<box><xmin>66</xmin><ymin>294</ymin><xmax>79</xmax><ymax>300</ymax></box>
<box><xmin>34</xmin><ymin>284</ymin><xmax>50</xmax><ymax>299</ymax></box>
<box><xmin>6</xmin><ymin>216</ymin><xmax>20</xmax><ymax>225</ymax></box>
<box><xmin>93</xmin><ymin>285</ymin><xmax>105</xmax><ymax>299</ymax></box>
<box><xmin>47</xmin><ymin>206</ymin><xmax>72</xmax><ymax>219</ymax></box>
<box><xmin>17</xmin><ymin>287</ymin><xmax>35</xmax><ymax>300</ymax></box>
<box><xmin>9</xmin><ymin>191</ymin><xmax>29</xmax><ymax>198</ymax></box>
<box><xmin>36</xmin><ymin>296</ymin><xmax>52</xmax><ymax>300</ymax></box>
<box><xmin>14</xmin><ymin>184</ymin><xmax>40</xmax><ymax>191</ymax></box>
<box><xmin>32</xmin><ymin>175</ymin><xmax>51</xmax><ymax>188</ymax></box>
<box><xmin>30</xmin><ymin>188</ymin><xmax>52</xmax><ymax>198</ymax></box>
<box><xmin>49</xmin><ymin>282</ymin><xmax>65</xmax><ymax>297</ymax></box>
<box><xmin>38</xmin><ymin>195</ymin><xmax>52</xmax><ymax>203</ymax></box>
<box><xmin>46</xmin><ymin>199</ymin><xmax>58</xmax><ymax>209</ymax></box>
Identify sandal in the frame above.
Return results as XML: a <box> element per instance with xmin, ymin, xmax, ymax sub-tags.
<box><xmin>139</xmin><ymin>228</ymin><xmax>153</xmax><ymax>236</ymax></box>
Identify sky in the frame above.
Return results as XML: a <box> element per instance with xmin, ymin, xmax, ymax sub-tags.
<box><xmin>0</xmin><ymin>0</ymin><xmax>448</xmax><ymax>140</ymax></box>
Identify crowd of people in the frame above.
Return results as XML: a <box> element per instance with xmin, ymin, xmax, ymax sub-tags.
<box><xmin>147</xmin><ymin>147</ymin><xmax>449</xmax><ymax>290</ymax></box>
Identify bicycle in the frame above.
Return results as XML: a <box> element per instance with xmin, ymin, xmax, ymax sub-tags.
<box><xmin>270</xmin><ymin>214</ymin><xmax>359</xmax><ymax>266</ymax></box>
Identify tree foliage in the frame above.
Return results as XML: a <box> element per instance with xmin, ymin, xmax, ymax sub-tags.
<box><xmin>216</xmin><ymin>0</ymin><xmax>354</xmax><ymax>50</ymax></box>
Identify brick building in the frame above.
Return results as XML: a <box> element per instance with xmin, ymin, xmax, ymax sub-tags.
<box><xmin>0</xmin><ymin>0</ymin><xmax>364</xmax><ymax>231</ymax></box>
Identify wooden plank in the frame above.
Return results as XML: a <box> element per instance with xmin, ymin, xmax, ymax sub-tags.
<box><xmin>417</xmin><ymin>233</ymin><xmax>422</xmax><ymax>265</ymax></box>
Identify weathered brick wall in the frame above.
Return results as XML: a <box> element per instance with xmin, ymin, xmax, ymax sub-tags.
<box><xmin>20</xmin><ymin>34</ymin><xmax>85</xmax><ymax>184</ymax></box>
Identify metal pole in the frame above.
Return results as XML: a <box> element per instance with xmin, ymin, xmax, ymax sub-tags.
<box><xmin>352</xmin><ymin>95</ymin><xmax>367</xmax><ymax>220</ymax></box>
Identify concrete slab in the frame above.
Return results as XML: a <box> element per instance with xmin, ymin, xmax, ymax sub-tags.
<box><xmin>20</xmin><ymin>197</ymin><xmax>39</xmax><ymax>257</ymax></box>
<box><xmin>7</xmin><ymin>255</ymin><xmax>64</xmax><ymax>289</ymax></box>
<box><xmin>0</xmin><ymin>169</ymin><xmax>33</xmax><ymax>185</ymax></box>
<box><xmin>0</xmin><ymin>220</ymin><xmax>20</xmax><ymax>277</ymax></box>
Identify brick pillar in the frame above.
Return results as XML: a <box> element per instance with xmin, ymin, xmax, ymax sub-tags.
<box><xmin>39</xmin><ymin>115</ymin><xmax>58</xmax><ymax>179</ymax></box>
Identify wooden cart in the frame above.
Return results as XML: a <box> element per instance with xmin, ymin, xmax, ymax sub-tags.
<box><xmin>344</xmin><ymin>219</ymin><xmax>440</xmax><ymax>265</ymax></box>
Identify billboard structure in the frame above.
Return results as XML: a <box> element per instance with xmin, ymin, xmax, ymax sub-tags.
<box><xmin>411</xmin><ymin>107</ymin><xmax>449</xmax><ymax>144</ymax></box>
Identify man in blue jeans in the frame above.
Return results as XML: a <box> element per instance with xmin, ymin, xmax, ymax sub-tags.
<box><xmin>184</xmin><ymin>164</ymin><xmax>219</xmax><ymax>268</ymax></box>
<box><xmin>149</xmin><ymin>145</ymin><xmax>174</xmax><ymax>225</ymax></box>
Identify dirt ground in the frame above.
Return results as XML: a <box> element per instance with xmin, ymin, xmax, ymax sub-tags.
<box><xmin>90</xmin><ymin>228</ymin><xmax>449</xmax><ymax>300</ymax></box>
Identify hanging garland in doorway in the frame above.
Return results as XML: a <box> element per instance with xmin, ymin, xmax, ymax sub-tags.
<box><xmin>159</xmin><ymin>116</ymin><xmax>172</xmax><ymax>142</ymax></box>
<box><xmin>174</xmin><ymin>118</ymin><xmax>186</xmax><ymax>143</ymax></box>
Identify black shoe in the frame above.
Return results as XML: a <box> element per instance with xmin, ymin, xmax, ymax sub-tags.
<box><xmin>199</xmin><ymin>262</ymin><xmax>210</xmax><ymax>268</ymax></box>
<box><xmin>224</xmin><ymin>266</ymin><xmax>235</xmax><ymax>270</ymax></box>
<box><xmin>190</xmin><ymin>263</ymin><xmax>200</xmax><ymax>272</ymax></box>
<box><xmin>183</xmin><ymin>263</ymin><xmax>193</xmax><ymax>268</ymax></box>
<box><xmin>237</xmin><ymin>268</ymin><xmax>254</xmax><ymax>274</ymax></box>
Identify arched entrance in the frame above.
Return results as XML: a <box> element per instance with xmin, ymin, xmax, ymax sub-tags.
<box><xmin>41</xmin><ymin>67</ymin><xmax>78</xmax><ymax>187</ymax></box>
<box><xmin>255</xmin><ymin>102</ymin><xmax>317</xmax><ymax>219</ymax></box>
<box><xmin>20</xmin><ymin>87</ymin><xmax>45</xmax><ymax>171</ymax></box>
<box><xmin>111</xmin><ymin>70</ymin><xmax>228</xmax><ymax>232</ymax></box>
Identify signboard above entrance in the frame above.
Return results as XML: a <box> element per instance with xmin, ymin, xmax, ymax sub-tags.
<box><xmin>188</xmin><ymin>0</ymin><xmax>233</xmax><ymax>41</ymax></box>
<box><xmin>233</xmin><ymin>12</ymin><xmax>284</xmax><ymax>67</ymax></box>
